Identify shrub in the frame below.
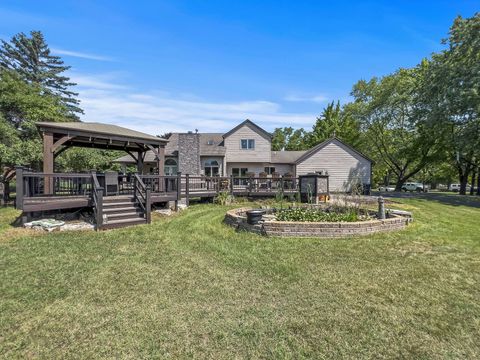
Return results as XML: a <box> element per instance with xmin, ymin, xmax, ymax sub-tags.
<box><xmin>276</xmin><ymin>207</ymin><xmax>360</xmax><ymax>222</ymax></box>
<box><xmin>214</xmin><ymin>191</ymin><xmax>234</xmax><ymax>205</ymax></box>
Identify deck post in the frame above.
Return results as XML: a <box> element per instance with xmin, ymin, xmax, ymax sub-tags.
<box><xmin>175</xmin><ymin>172</ymin><xmax>182</xmax><ymax>211</ymax></box>
<box><xmin>43</xmin><ymin>131</ymin><xmax>54</xmax><ymax>195</ymax></box>
<box><xmin>230</xmin><ymin>175</ymin><xmax>234</xmax><ymax>195</ymax></box>
<box><xmin>185</xmin><ymin>174</ymin><xmax>190</xmax><ymax>206</ymax></box>
<box><xmin>145</xmin><ymin>186</ymin><xmax>151</xmax><ymax>224</ymax></box>
<box><xmin>96</xmin><ymin>187</ymin><xmax>103</xmax><ymax>229</ymax></box>
<box><xmin>15</xmin><ymin>166</ymin><xmax>24</xmax><ymax>210</ymax></box>
<box><xmin>280</xmin><ymin>178</ymin><xmax>285</xmax><ymax>198</ymax></box>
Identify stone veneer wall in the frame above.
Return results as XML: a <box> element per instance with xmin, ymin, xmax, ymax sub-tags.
<box><xmin>224</xmin><ymin>208</ymin><xmax>411</xmax><ymax>238</ymax></box>
<box><xmin>178</xmin><ymin>133</ymin><xmax>200</xmax><ymax>175</ymax></box>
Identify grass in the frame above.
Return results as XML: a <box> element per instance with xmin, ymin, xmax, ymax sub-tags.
<box><xmin>1</xmin><ymin>197</ymin><xmax>480</xmax><ymax>358</ymax></box>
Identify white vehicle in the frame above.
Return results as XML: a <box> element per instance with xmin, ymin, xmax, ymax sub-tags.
<box><xmin>402</xmin><ymin>182</ymin><xmax>428</xmax><ymax>192</ymax></box>
<box><xmin>449</xmin><ymin>184</ymin><xmax>461</xmax><ymax>192</ymax></box>
<box><xmin>379</xmin><ymin>185</ymin><xmax>395</xmax><ymax>192</ymax></box>
<box><xmin>449</xmin><ymin>183</ymin><xmax>471</xmax><ymax>192</ymax></box>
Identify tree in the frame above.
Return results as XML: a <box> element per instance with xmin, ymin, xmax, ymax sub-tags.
<box><xmin>271</xmin><ymin>127</ymin><xmax>309</xmax><ymax>151</ymax></box>
<box><xmin>420</xmin><ymin>13</ymin><xmax>480</xmax><ymax>195</ymax></box>
<box><xmin>351</xmin><ymin>66</ymin><xmax>442</xmax><ymax>191</ymax></box>
<box><xmin>308</xmin><ymin>101</ymin><xmax>362</xmax><ymax>148</ymax></box>
<box><xmin>0</xmin><ymin>31</ymin><xmax>82</xmax><ymax>119</ymax></box>
<box><xmin>55</xmin><ymin>148</ymin><xmax>123</xmax><ymax>172</ymax></box>
<box><xmin>0</xmin><ymin>69</ymin><xmax>68</xmax><ymax>193</ymax></box>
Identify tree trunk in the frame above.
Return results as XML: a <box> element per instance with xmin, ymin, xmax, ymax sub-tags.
<box><xmin>458</xmin><ymin>165</ymin><xmax>470</xmax><ymax>195</ymax></box>
<box><xmin>477</xmin><ymin>167</ymin><xmax>480</xmax><ymax>196</ymax></box>
<box><xmin>394</xmin><ymin>177</ymin><xmax>406</xmax><ymax>192</ymax></box>
<box><xmin>470</xmin><ymin>170</ymin><xmax>476</xmax><ymax>195</ymax></box>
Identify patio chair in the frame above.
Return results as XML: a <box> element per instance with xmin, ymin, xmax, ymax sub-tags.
<box><xmin>259</xmin><ymin>172</ymin><xmax>268</xmax><ymax>189</ymax></box>
<box><xmin>104</xmin><ymin>171</ymin><xmax>119</xmax><ymax>196</ymax></box>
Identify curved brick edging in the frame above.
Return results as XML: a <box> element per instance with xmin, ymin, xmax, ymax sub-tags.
<box><xmin>224</xmin><ymin>207</ymin><xmax>411</xmax><ymax>238</ymax></box>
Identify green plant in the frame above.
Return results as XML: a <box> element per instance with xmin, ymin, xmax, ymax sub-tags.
<box><xmin>275</xmin><ymin>186</ymin><xmax>284</xmax><ymax>208</ymax></box>
<box><xmin>276</xmin><ymin>207</ymin><xmax>360</xmax><ymax>222</ymax></box>
<box><xmin>214</xmin><ymin>191</ymin><xmax>234</xmax><ymax>205</ymax></box>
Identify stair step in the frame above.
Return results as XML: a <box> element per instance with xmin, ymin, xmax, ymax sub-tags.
<box><xmin>101</xmin><ymin>217</ymin><xmax>146</xmax><ymax>230</ymax></box>
<box><xmin>103</xmin><ymin>206</ymin><xmax>139</xmax><ymax>213</ymax></box>
<box><xmin>107</xmin><ymin>211</ymin><xmax>143</xmax><ymax>220</ymax></box>
<box><xmin>103</xmin><ymin>201</ymin><xmax>137</xmax><ymax>208</ymax></box>
<box><xmin>104</xmin><ymin>197</ymin><xmax>135</xmax><ymax>203</ymax></box>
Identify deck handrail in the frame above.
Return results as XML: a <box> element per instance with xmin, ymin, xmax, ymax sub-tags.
<box><xmin>91</xmin><ymin>172</ymin><xmax>104</xmax><ymax>230</ymax></box>
<box><xmin>134</xmin><ymin>173</ymin><xmax>151</xmax><ymax>224</ymax></box>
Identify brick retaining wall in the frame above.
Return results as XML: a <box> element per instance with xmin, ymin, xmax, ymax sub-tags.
<box><xmin>224</xmin><ymin>208</ymin><xmax>410</xmax><ymax>238</ymax></box>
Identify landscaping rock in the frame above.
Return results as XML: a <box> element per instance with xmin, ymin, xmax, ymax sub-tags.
<box><xmin>156</xmin><ymin>209</ymin><xmax>173</xmax><ymax>216</ymax></box>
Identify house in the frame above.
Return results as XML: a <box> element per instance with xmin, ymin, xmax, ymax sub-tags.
<box><xmin>115</xmin><ymin>120</ymin><xmax>372</xmax><ymax>192</ymax></box>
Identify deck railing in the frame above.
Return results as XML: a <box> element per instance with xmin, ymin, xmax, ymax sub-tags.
<box><xmin>21</xmin><ymin>170</ymin><xmax>93</xmax><ymax>198</ymax></box>
<box><xmin>134</xmin><ymin>173</ymin><xmax>151</xmax><ymax>224</ymax></box>
<box><xmin>91</xmin><ymin>172</ymin><xmax>104</xmax><ymax>229</ymax></box>
<box><xmin>15</xmin><ymin>167</ymin><xmax>300</xmax><ymax>213</ymax></box>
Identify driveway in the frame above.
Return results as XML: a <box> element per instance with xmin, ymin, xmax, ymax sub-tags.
<box><xmin>371</xmin><ymin>191</ymin><xmax>480</xmax><ymax>208</ymax></box>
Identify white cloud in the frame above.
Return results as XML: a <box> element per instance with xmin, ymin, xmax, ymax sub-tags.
<box><xmin>284</xmin><ymin>94</ymin><xmax>329</xmax><ymax>103</ymax></box>
<box><xmin>51</xmin><ymin>48</ymin><xmax>114</xmax><ymax>62</ymax></box>
<box><xmin>73</xmin><ymin>73</ymin><xmax>316</xmax><ymax>134</ymax></box>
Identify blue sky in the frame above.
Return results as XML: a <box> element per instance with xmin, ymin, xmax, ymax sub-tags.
<box><xmin>0</xmin><ymin>1</ymin><xmax>477</xmax><ymax>135</ymax></box>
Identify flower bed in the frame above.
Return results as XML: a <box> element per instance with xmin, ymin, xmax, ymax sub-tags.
<box><xmin>224</xmin><ymin>206</ymin><xmax>412</xmax><ymax>238</ymax></box>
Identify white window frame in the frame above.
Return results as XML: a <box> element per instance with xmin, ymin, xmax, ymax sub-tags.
<box><xmin>240</xmin><ymin>139</ymin><xmax>255</xmax><ymax>150</ymax></box>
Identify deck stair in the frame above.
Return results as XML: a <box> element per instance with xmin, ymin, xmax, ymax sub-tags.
<box><xmin>101</xmin><ymin>195</ymin><xmax>146</xmax><ymax>229</ymax></box>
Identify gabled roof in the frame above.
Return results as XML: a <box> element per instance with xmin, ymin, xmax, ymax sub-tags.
<box><xmin>114</xmin><ymin>132</ymin><xmax>226</xmax><ymax>164</ymax></box>
<box><xmin>295</xmin><ymin>137</ymin><xmax>373</xmax><ymax>164</ymax></box>
<box><xmin>222</xmin><ymin>119</ymin><xmax>272</xmax><ymax>140</ymax></box>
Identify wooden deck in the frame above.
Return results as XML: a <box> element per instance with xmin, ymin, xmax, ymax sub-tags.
<box><xmin>16</xmin><ymin>171</ymin><xmax>302</xmax><ymax>229</ymax></box>
<box><xmin>23</xmin><ymin>195</ymin><xmax>92</xmax><ymax>212</ymax></box>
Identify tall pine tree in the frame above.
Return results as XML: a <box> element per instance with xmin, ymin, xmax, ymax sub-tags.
<box><xmin>0</xmin><ymin>30</ymin><xmax>82</xmax><ymax>119</ymax></box>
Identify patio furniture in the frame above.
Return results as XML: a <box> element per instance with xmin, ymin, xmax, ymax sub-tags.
<box><xmin>259</xmin><ymin>172</ymin><xmax>268</xmax><ymax>189</ymax></box>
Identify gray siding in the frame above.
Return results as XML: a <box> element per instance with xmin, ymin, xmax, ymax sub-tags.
<box><xmin>296</xmin><ymin>139</ymin><xmax>371</xmax><ymax>192</ymax></box>
<box><xmin>224</xmin><ymin>123</ymin><xmax>271</xmax><ymax>163</ymax></box>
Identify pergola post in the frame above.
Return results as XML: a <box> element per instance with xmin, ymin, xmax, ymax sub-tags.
<box><xmin>157</xmin><ymin>146</ymin><xmax>165</xmax><ymax>176</ymax></box>
<box><xmin>157</xmin><ymin>145</ymin><xmax>165</xmax><ymax>192</ymax></box>
<box><xmin>43</xmin><ymin>132</ymin><xmax>54</xmax><ymax>194</ymax></box>
<box><xmin>137</xmin><ymin>151</ymin><xmax>144</xmax><ymax>174</ymax></box>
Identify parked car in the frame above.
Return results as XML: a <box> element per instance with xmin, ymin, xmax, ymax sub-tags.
<box><xmin>449</xmin><ymin>183</ymin><xmax>473</xmax><ymax>192</ymax></box>
<box><xmin>449</xmin><ymin>184</ymin><xmax>461</xmax><ymax>192</ymax></box>
<box><xmin>378</xmin><ymin>185</ymin><xmax>396</xmax><ymax>192</ymax></box>
<box><xmin>401</xmin><ymin>182</ymin><xmax>428</xmax><ymax>192</ymax></box>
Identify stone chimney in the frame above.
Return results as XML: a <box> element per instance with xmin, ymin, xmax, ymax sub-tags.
<box><xmin>178</xmin><ymin>132</ymin><xmax>200</xmax><ymax>175</ymax></box>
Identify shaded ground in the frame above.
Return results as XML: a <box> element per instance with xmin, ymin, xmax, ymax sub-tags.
<box><xmin>1</xmin><ymin>199</ymin><xmax>480</xmax><ymax>358</ymax></box>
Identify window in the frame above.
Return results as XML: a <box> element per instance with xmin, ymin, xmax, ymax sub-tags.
<box><xmin>240</xmin><ymin>139</ymin><xmax>255</xmax><ymax>150</ymax></box>
<box><xmin>232</xmin><ymin>167</ymin><xmax>248</xmax><ymax>185</ymax></box>
<box><xmin>204</xmin><ymin>159</ymin><xmax>220</xmax><ymax>177</ymax></box>
<box><xmin>264</xmin><ymin>167</ymin><xmax>276</xmax><ymax>175</ymax></box>
<box><xmin>164</xmin><ymin>158</ymin><xmax>178</xmax><ymax>176</ymax></box>
<box><xmin>207</xmin><ymin>139</ymin><xmax>214</xmax><ymax>145</ymax></box>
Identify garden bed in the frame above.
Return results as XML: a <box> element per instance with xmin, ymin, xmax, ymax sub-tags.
<box><xmin>225</xmin><ymin>206</ymin><xmax>412</xmax><ymax>238</ymax></box>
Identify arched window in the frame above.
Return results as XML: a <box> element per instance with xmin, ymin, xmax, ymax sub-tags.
<box><xmin>204</xmin><ymin>160</ymin><xmax>219</xmax><ymax>166</ymax></box>
<box><xmin>164</xmin><ymin>158</ymin><xmax>178</xmax><ymax>175</ymax></box>
<box><xmin>204</xmin><ymin>159</ymin><xmax>220</xmax><ymax>176</ymax></box>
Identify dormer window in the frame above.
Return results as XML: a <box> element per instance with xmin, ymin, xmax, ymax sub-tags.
<box><xmin>207</xmin><ymin>139</ymin><xmax>214</xmax><ymax>145</ymax></box>
<box><xmin>241</xmin><ymin>139</ymin><xmax>255</xmax><ymax>150</ymax></box>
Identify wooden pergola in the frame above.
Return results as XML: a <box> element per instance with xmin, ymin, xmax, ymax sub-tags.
<box><xmin>36</xmin><ymin>122</ymin><xmax>168</xmax><ymax>193</ymax></box>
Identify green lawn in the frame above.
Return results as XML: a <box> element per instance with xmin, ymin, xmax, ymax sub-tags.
<box><xmin>1</xmin><ymin>198</ymin><xmax>480</xmax><ymax>358</ymax></box>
